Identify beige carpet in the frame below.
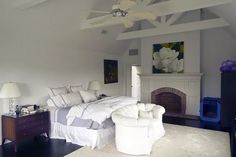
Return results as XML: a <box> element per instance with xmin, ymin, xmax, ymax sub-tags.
<box><xmin>65</xmin><ymin>124</ymin><xmax>230</xmax><ymax>157</ymax></box>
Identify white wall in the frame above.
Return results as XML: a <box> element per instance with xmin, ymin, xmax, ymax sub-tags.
<box><xmin>201</xmin><ymin>28</ymin><xmax>236</xmax><ymax>97</ymax></box>
<box><xmin>0</xmin><ymin>50</ymin><xmax>124</xmax><ymax>106</ymax></box>
<box><xmin>122</xmin><ymin>40</ymin><xmax>141</xmax><ymax>96</ymax></box>
<box><xmin>122</xmin><ymin>40</ymin><xmax>141</xmax><ymax>66</ymax></box>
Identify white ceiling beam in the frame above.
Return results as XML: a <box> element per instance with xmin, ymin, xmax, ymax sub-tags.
<box><xmin>148</xmin><ymin>20</ymin><xmax>161</xmax><ymax>27</ymax></box>
<box><xmin>146</xmin><ymin>0</ymin><xmax>232</xmax><ymax>16</ymax></box>
<box><xmin>117</xmin><ymin>18</ymin><xmax>229</xmax><ymax>40</ymax></box>
<box><xmin>166</xmin><ymin>13</ymin><xmax>184</xmax><ymax>25</ymax></box>
<box><xmin>14</xmin><ymin>0</ymin><xmax>48</xmax><ymax>9</ymax></box>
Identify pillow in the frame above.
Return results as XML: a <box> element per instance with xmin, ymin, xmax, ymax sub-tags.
<box><xmin>61</xmin><ymin>92</ymin><xmax>83</xmax><ymax>107</ymax></box>
<box><xmin>49</xmin><ymin>93</ymin><xmax>83</xmax><ymax>108</ymax></box>
<box><xmin>79</xmin><ymin>90</ymin><xmax>97</xmax><ymax>103</ymax></box>
<box><xmin>69</xmin><ymin>85</ymin><xmax>84</xmax><ymax>93</ymax></box>
<box><xmin>46</xmin><ymin>99</ymin><xmax>55</xmax><ymax>107</ymax></box>
<box><xmin>139</xmin><ymin>110</ymin><xmax>153</xmax><ymax>119</ymax></box>
<box><xmin>50</xmin><ymin>95</ymin><xmax>67</xmax><ymax>108</ymax></box>
<box><xmin>48</xmin><ymin>86</ymin><xmax>68</xmax><ymax>97</ymax></box>
<box><xmin>116</xmin><ymin>104</ymin><xmax>139</xmax><ymax>119</ymax></box>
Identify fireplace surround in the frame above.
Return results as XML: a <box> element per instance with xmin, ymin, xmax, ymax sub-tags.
<box><xmin>140</xmin><ymin>73</ymin><xmax>202</xmax><ymax>116</ymax></box>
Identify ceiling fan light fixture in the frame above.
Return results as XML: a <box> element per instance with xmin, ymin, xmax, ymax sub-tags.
<box><xmin>112</xmin><ymin>8</ymin><xmax>128</xmax><ymax>17</ymax></box>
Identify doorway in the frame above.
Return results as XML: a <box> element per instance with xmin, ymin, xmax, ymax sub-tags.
<box><xmin>131</xmin><ymin>65</ymin><xmax>141</xmax><ymax>101</ymax></box>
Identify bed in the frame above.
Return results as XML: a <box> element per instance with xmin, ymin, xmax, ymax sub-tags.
<box><xmin>47</xmin><ymin>96</ymin><xmax>137</xmax><ymax>149</ymax></box>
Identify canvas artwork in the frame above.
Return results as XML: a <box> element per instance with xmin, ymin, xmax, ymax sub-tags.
<box><xmin>104</xmin><ymin>59</ymin><xmax>118</xmax><ymax>84</ymax></box>
<box><xmin>153</xmin><ymin>41</ymin><xmax>184</xmax><ymax>73</ymax></box>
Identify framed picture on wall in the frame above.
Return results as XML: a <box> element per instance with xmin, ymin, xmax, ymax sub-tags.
<box><xmin>153</xmin><ymin>41</ymin><xmax>184</xmax><ymax>73</ymax></box>
<box><xmin>104</xmin><ymin>59</ymin><xmax>118</xmax><ymax>84</ymax></box>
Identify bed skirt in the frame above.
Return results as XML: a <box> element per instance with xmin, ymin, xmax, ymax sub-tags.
<box><xmin>50</xmin><ymin>122</ymin><xmax>115</xmax><ymax>149</ymax></box>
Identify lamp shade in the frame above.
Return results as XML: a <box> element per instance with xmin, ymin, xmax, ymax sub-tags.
<box><xmin>0</xmin><ymin>82</ymin><xmax>21</xmax><ymax>98</ymax></box>
<box><xmin>88</xmin><ymin>81</ymin><xmax>101</xmax><ymax>91</ymax></box>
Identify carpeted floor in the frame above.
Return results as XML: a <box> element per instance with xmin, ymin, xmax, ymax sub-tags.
<box><xmin>65</xmin><ymin>123</ymin><xmax>230</xmax><ymax>157</ymax></box>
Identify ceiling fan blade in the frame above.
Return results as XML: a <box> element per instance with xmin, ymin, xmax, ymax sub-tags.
<box><xmin>122</xmin><ymin>18</ymin><xmax>134</xmax><ymax>28</ymax></box>
<box><xmin>132</xmin><ymin>11</ymin><xmax>156</xmax><ymax>20</ymax></box>
<box><xmin>81</xmin><ymin>15</ymin><xmax>124</xmax><ymax>29</ymax></box>
<box><xmin>90</xmin><ymin>10</ymin><xmax>110</xmax><ymax>14</ymax></box>
<box><xmin>14</xmin><ymin>0</ymin><xmax>48</xmax><ymax>9</ymax></box>
<box><xmin>90</xmin><ymin>15</ymin><xmax>113</xmax><ymax>25</ymax></box>
<box><xmin>141</xmin><ymin>0</ymin><xmax>153</xmax><ymax>7</ymax></box>
<box><xmin>120</xmin><ymin>0</ymin><xmax>137</xmax><ymax>10</ymax></box>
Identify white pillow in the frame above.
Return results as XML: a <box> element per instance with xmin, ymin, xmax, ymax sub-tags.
<box><xmin>139</xmin><ymin>110</ymin><xmax>153</xmax><ymax>119</ymax></box>
<box><xmin>49</xmin><ymin>93</ymin><xmax>82</xmax><ymax>108</ymax></box>
<box><xmin>116</xmin><ymin>104</ymin><xmax>139</xmax><ymax>119</ymax></box>
<box><xmin>69</xmin><ymin>85</ymin><xmax>84</xmax><ymax>93</ymax></box>
<box><xmin>79</xmin><ymin>90</ymin><xmax>97</xmax><ymax>103</ymax></box>
<box><xmin>48</xmin><ymin>86</ymin><xmax>68</xmax><ymax>97</ymax></box>
<box><xmin>46</xmin><ymin>99</ymin><xmax>55</xmax><ymax>107</ymax></box>
<box><xmin>61</xmin><ymin>92</ymin><xmax>83</xmax><ymax>107</ymax></box>
<box><xmin>50</xmin><ymin>95</ymin><xmax>66</xmax><ymax>108</ymax></box>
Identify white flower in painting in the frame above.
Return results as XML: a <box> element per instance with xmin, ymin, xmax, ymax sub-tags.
<box><xmin>169</xmin><ymin>59</ymin><xmax>184</xmax><ymax>73</ymax></box>
<box><xmin>159</xmin><ymin>47</ymin><xmax>178</xmax><ymax>60</ymax></box>
<box><xmin>153</xmin><ymin>52</ymin><xmax>162</xmax><ymax>69</ymax></box>
<box><xmin>153</xmin><ymin>47</ymin><xmax>183</xmax><ymax>73</ymax></box>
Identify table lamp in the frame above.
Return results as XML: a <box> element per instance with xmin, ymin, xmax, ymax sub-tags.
<box><xmin>88</xmin><ymin>80</ymin><xmax>101</xmax><ymax>97</ymax></box>
<box><xmin>0</xmin><ymin>82</ymin><xmax>21</xmax><ymax>115</ymax></box>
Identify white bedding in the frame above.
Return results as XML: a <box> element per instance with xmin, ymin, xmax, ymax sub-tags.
<box><xmin>49</xmin><ymin>96</ymin><xmax>137</xmax><ymax>149</ymax></box>
<box><xmin>66</xmin><ymin>96</ymin><xmax>137</xmax><ymax>125</ymax></box>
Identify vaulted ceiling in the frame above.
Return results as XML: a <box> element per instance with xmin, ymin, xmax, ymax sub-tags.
<box><xmin>0</xmin><ymin>0</ymin><xmax>235</xmax><ymax>55</ymax></box>
<box><xmin>209</xmin><ymin>1</ymin><xmax>236</xmax><ymax>38</ymax></box>
<box><xmin>0</xmin><ymin>0</ymin><xmax>131</xmax><ymax>54</ymax></box>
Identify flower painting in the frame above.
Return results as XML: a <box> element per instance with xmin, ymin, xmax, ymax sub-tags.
<box><xmin>153</xmin><ymin>41</ymin><xmax>184</xmax><ymax>73</ymax></box>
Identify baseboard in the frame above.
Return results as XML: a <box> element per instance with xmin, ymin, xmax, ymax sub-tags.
<box><xmin>164</xmin><ymin>113</ymin><xmax>200</xmax><ymax>120</ymax></box>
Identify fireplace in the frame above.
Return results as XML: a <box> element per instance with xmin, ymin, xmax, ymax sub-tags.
<box><xmin>140</xmin><ymin>73</ymin><xmax>202</xmax><ymax>116</ymax></box>
<box><xmin>151</xmin><ymin>87</ymin><xmax>186</xmax><ymax>116</ymax></box>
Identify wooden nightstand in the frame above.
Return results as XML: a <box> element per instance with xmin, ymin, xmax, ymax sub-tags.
<box><xmin>1</xmin><ymin>111</ymin><xmax>50</xmax><ymax>152</ymax></box>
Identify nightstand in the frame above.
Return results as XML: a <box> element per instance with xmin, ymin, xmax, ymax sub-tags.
<box><xmin>1</xmin><ymin>111</ymin><xmax>50</xmax><ymax>152</ymax></box>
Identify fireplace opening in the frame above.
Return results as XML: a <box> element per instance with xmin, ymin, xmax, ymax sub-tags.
<box><xmin>151</xmin><ymin>87</ymin><xmax>186</xmax><ymax>116</ymax></box>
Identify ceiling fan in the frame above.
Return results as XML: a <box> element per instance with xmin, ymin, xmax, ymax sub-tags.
<box><xmin>88</xmin><ymin>0</ymin><xmax>157</xmax><ymax>28</ymax></box>
<box><xmin>82</xmin><ymin>0</ymin><xmax>232</xmax><ymax>30</ymax></box>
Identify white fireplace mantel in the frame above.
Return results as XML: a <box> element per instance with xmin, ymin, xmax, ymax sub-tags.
<box><xmin>140</xmin><ymin>73</ymin><xmax>203</xmax><ymax>116</ymax></box>
<box><xmin>139</xmin><ymin>73</ymin><xmax>203</xmax><ymax>79</ymax></box>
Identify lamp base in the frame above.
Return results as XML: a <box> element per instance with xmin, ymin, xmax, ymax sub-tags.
<box><xmin>9</xmin><ymin>98</ymin><xmax>16</xmax><ymax>115</ymax></box>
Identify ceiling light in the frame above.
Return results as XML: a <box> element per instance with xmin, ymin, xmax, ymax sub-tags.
<box><xmin>112</xmin><ymin>9</ymin><xmax>128</xmax><ymax>17</ymax></box>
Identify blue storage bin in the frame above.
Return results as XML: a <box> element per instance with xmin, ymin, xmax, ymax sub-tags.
<box><xmin>200</xmin><ymin>97</ymin><xmax>221</xmax><ymax>123</ymax></box>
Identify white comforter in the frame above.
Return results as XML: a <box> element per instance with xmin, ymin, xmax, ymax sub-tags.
<box><xmin>66</xmin><ymin>96</ymin><xmax>137</xmax><ymax>125</ymax></box>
